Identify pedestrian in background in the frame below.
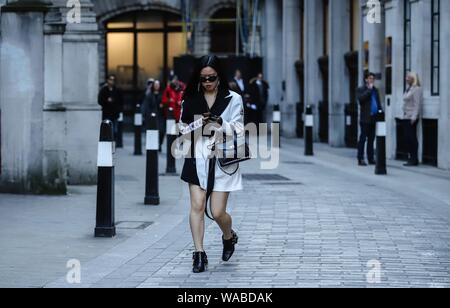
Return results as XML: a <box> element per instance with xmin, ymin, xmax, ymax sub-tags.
<box><xmin>162</xmin><ymin>76</ymin><xmax>185</xmax><ymax>122</ymax></box>
<box><xmin>356</xmin><ymin>72</ymin><xmax>383</xmax><ymax>166</ymax></box>
<box><xmin>141</xmin><ymin>78</ymin><xmax>155</xmax><ymax>118</ymax></box>
<box><xmin>249</xmin><ymin>73</ymin><xmax>269</xmax><ymax>128</ymax></box>
<box><xmin>402</xmin><ymin>72</ymin><xmax>423</xmax><ymax>167</ymax></box>
<box><xmin>98</xmin><ymin>74</ymin><xmax>123</xmax><ymax>137</ymax></box>
<box><xmin>230</xmin><ymin>69</ymin><xmax>251</xmax><ymax>126</ymax></box>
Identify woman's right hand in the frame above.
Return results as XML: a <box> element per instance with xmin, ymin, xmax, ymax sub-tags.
<box><xmin>202</xmin><ymin>113</ymin><xmax>212</xmax><ymax>125</ymax></box>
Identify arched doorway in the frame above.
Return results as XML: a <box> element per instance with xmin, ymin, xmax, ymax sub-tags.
<box><xmin>104</xmin><ymin>10</ymin><xmax>186</xmax><ymax>120</ymax></box>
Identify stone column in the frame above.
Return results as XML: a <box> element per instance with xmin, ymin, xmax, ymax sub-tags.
<box><xmin>61</xmin><ymin>0</ymin><xmax>101</xmax><ymax>184</ymax></box>
<box><xmin>439</xmin><ymin>0</ymin><xmax>450</xmax><ymax>169</ymax></box>
<box><xmin>0</xmin><ymin>3</ymin><xmax>47</xmax><ymax>193</ymax></box>
<box><xmin>43</xmin><ymin>18</ymin><xmax>68</xmax><ymax>194</ymax></box>
<box><xmin>262</xmin><ymin>0</ymin><xmax>283</xmax><ymax>120</ymax></box>
<box><xmin>383</xmin><ymin>0</ymin><xmax>403</xmax><ymax>161</ymax></box>
<box><xmin>364</xmin><ymin>0</ymin><xmax>386</xmax><ymax>100</ymax></box>
<box><xmin>304</xmin><ymin>0</ymin><xmax>323</xmax><ymax>141</ymax></box>
<box><xmin>282</xmin><ymin>0</ymin><xmax>301</xmax><ymax>137</ymax></box>
<box><xmin>328</xmin><ymin>0</ymin><xmax>350</xmax><ymax>147</ymax></box>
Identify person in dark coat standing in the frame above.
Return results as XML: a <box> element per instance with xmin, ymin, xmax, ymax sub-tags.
<box><xmin>356</xmin><ymin>72</ymin><xmax>383</xmax><ymax>166</ymax></box>
<box><xmin>249</xmin><ymin>73</ymin><xmax>269</xmax><ymax>127</ymax></box>
<box><xmin>230</xmin><ymin>69</ymin><xmax>252</xmax><ymax>126</ymax></box>
<box><xmin>98</xmin><ymin>75</ymin><xmax>123</xmax><ymax>136</ymax></box>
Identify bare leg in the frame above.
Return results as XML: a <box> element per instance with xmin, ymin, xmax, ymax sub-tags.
<box><xmin>189</xmin><ymin>184</ymin><xmax>206</xmax><ymax>252</ymax></box>
<box><xmin>210</xmin><ymin>191</ymin><xmax>233</xmax><ymax>240</ymax></box>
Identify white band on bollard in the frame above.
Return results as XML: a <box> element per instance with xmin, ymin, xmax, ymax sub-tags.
<box><xmin>305</xmin><ymin>115</ymin><xmax>314</xmax><ymax>127</ymax></box>
<box><xmin>273</xmin><ymin>111</ymin><xmax>281</xmax><ymax>123</ymax></box>
<box><xmin>376</xmin><ymin>122</ymin><xmax>387</xmax><ymax>137</ymax></box>
<box><xmin>167</xmin><ymin>119</ymin><xmax>177</xmax><ymax>135</ymax></box>
<box><xmin>97</xmin><ymin>142</ymin><xmax>113</xmax><ymax>167</ymax></box>
<box><xmin>134</xmin><ymin>114</ymin><xmax>143</xmax><ymax>126</ymax></box>
<box><xmin>118</xmin><ymin>113</ymin><xmax>124</xmax><ymax>122</ymax></box>
<box><xmin>146</xmin><ymin>130</ymin><xmax>159</xmax><ymax>150</ymax></box>
<box><xmin>346</xmin><ymin>116</ymin><xmax>352</xmax><ymax>126</ymax></box>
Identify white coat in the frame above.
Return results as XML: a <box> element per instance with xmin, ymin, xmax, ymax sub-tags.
<box><xmin>179</xmin><ymin>90</ymin><xmax>244</xmax><ymax>192</ymax></box>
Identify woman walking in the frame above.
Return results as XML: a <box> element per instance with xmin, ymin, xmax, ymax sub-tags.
<box><xmin>179</xmin><ymin>55</ymin><xmax>244</xmax><ymax>273</ymax></box>
<box><xmin>402</xmin><ymin>72</ymin><xmax>423</xmax><ymax>167</ymax></box>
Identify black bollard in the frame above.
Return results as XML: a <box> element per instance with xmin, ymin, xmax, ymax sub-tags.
<box><xmin>116</xmin><ymin>112</ymin><xmax>124</xmax><ymax>148</ymax></box>
<box><xmin>134</xmin><ymin>104</ymin><xmax>143</xmax><ymax>156</ymax></box>
<box><xmin>145</xmin><ymin>113</ymin><xmax>160</xmax><ymax>205</ymax></box>
<box><xmin>166</xmin><ymin>107</ymin><xmax>177</xmax><ymax>174</ymax></box>
<box><xmin>344</xmin><ymin>104</ymin><xmax>351</xmax><ymax>147</ymax></box>
<box><xmin>375</xmin><ymin>110</ymin><xmax>387</xmax><ymax>175</ymax></box>
<box><xmin>273</xmin><ymin>104</ymin><xmax>281</xmax><ymax>148</ymax></box>
<box><xmin>95</xmin><ymin>120</ymin><xmax>116</xmax><ymax>238</ymax></box>
<box><xmin>304</xmin><ymin>105</ymin><xmax>314</xmax><ymax>156</ymax></box>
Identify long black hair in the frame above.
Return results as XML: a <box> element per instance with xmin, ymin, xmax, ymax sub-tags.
<box><xmin>183</xmin><ymin>55</ymin><xmax>229</xmax><ymax>100</ymax></box>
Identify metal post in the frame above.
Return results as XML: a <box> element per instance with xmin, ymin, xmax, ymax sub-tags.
<box><xmin>117</xmin><ymin>112</ymin><xmax>124</xmax><ymax>148</ymax></box>
<box><xmin>375</xmin><ymin>110</ymin><xmax>387</xmax><ymax>175</ymax></box>
<box><xmin>304</xmin><ymin>105</ymin><xmax>314</xmax><ymax>156</ymax></box>
<box><xmin>166</xmin><ymin>108</ymin><xmax>177</xmax><ymax>174</ymax></box>
<box><xmin>95</xmin><ymin>120</ymin><xmax>116</xmax><ymax>238</ymax></box>
<box><xmin>134</xmin><ymin>104</ymin><xmax>143</xmax><ymax>156</ymax></box>
<box><xmin>145</xmin><ymin>113</ymin><xmax>160</xmax><ymax>205</ymax></box>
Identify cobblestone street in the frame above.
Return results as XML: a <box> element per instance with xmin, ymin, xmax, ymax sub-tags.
<box><xmin>2</xmin><ymin>134</ymin><xmax>450</xmax><ymax>288</ymax></box>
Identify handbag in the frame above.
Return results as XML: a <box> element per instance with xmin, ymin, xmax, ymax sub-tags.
<box><xmin>216</xmin><ymin>130</ymin><xmax>251</xmax><ymax>167</ymax></box>
<box><xmin>204</xmin><ymin>130</ymin><xmax>251</xmax><ymax>221</ymax></box>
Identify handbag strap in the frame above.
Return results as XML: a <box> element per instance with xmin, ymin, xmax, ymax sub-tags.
<box><xmin>205</xmin><ymin>154</ymin><xmax>216</xmax><ymax>221</ymax></box>
<box><xmin>234</xmin><ymin>130</ymin><xmax>238</xmax><ymax>159</ymax></box>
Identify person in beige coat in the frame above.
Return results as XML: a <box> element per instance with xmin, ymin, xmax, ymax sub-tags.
<box><xmin>402</xmin><ymin>72</ymin><xmax>423</xmax><ymax>166</ymax></box>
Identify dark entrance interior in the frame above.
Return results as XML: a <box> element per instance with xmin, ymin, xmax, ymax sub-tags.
<box><xmin>422</xmin><ymin>119</ymin><xmax>438</xmax><ymax>166</ymax></box>
<box><xmin>318</xmin><ymin>56</ymin><xmax>329</xmax><ymax>143</ymax></box>
<box><xmin>396</xmin><ymin>118</ymin><xmax>409</xmax><ymax>161</ymax></box>
<box><xmin>344</xmin><ymin>51</ymin><xmax>359</xmax><ymax>148</ymax></box>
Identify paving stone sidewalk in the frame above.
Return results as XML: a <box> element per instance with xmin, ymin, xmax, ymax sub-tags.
<box><xmin>2</xmin><ymin>133</ymin><xmax>450</xmax><ymax>288</ymax></box>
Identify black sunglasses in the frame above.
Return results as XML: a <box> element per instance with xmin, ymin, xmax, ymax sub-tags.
<box><xmin>200</xmin><ymin>75</ymin><xmax>218</xmax><ymax>83</ymax></box>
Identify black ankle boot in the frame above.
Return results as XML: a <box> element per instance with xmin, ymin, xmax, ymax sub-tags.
<box><xmin>222</xmin><ymin>230</ymin><xmax>238</xmax><ymax>262</ymax></box>
<box><xmin>192</xmin><ymin>252</ymin><xmax>208</xmax><ymax>273</ymax></box>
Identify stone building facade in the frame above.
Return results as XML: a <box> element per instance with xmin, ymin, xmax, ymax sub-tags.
<box><xmin>0</xmin><ymin>0</ymin><xmax>448</xmax><ymax>194</ymax></box>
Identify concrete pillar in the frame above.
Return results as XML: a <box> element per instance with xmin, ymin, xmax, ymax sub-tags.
<box><xmin>263</xmin><ymin>0</ymin><xmax>283</xmax><ymax>118</ymax></box>
<box><xmin>62</xmin><ymin>2</ymin><xmax>101</xmax><ymax>184</ymax></box>
<box><xmin>364</xmin><ymin>0</ymin><xmax>386</xmax><ymax>100</ymax></box>
<box><xmin>281</xmin><ymin>0</ymin><xmax>301</xmax><ymax>138</ymax></box>
<box><xmin>43</xmin><ymin>22</ymin><xmax>68</xmax><ymax>194</ymax></box>
<box><xmin>0</xmin><ymin>4</ymin><xmax>46</xmax><ymax>193</ymax></box>
<box><xmin>439</xmin><ymin>0</ymin><xmax>450</xmax><ymax>169</ymax></box>
<box><xmin>304</xmin><ymin>0</ymin><xmax>324</xmax><ymax>141</ymax></box>
<box><xmin>383</xmin><ymin>0</ymin><xmax>403</xmax><ymax>161</ymax></box>
<box><xmin>328</xmin><ymin>0</ymin><xmax>350</xmax><ymax>147</ymax></box>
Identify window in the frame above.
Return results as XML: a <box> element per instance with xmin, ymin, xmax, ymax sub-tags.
<box><xmin>350</xmin><ymin>0</ymin><xmax>361</xmax><ymax>52</ymax></box>
<box><xmin>386</xmin><ymin>37</ymin><xmax>392</xmax><ymax>95</ymax></box>
<box><xmin>364</xmin><ymin>41</ymin><xmax>369</xmax><ymax>72</ymax></box>
<box><xmin>323</xmin><ymin>0</ymin><xmax>329</xmax><ymax>55</ymax></box>
<box><xmin>404</xmin><ymin>0</ymin><xmax>411</xmax><ymax>91</ymax></box>
<box><xmin>431</xmin><ymin>0</ymin><xmax>440</xmax><ymax>96</ymax></box>
<box><xmin>210</xmin><ymin>8</ymin><xmax>240</xmax><ymax>54</ymax></box>
<box><xmin>105</xmin><ymin>11</ymin><xmax>185</xmax><ymax>90</ymax></box>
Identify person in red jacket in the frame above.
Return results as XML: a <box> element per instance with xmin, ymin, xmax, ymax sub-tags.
<box><xmin>162</xmin><ymin>77</ymin><xmax>185</xmax><ymax>122</ymax></box>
